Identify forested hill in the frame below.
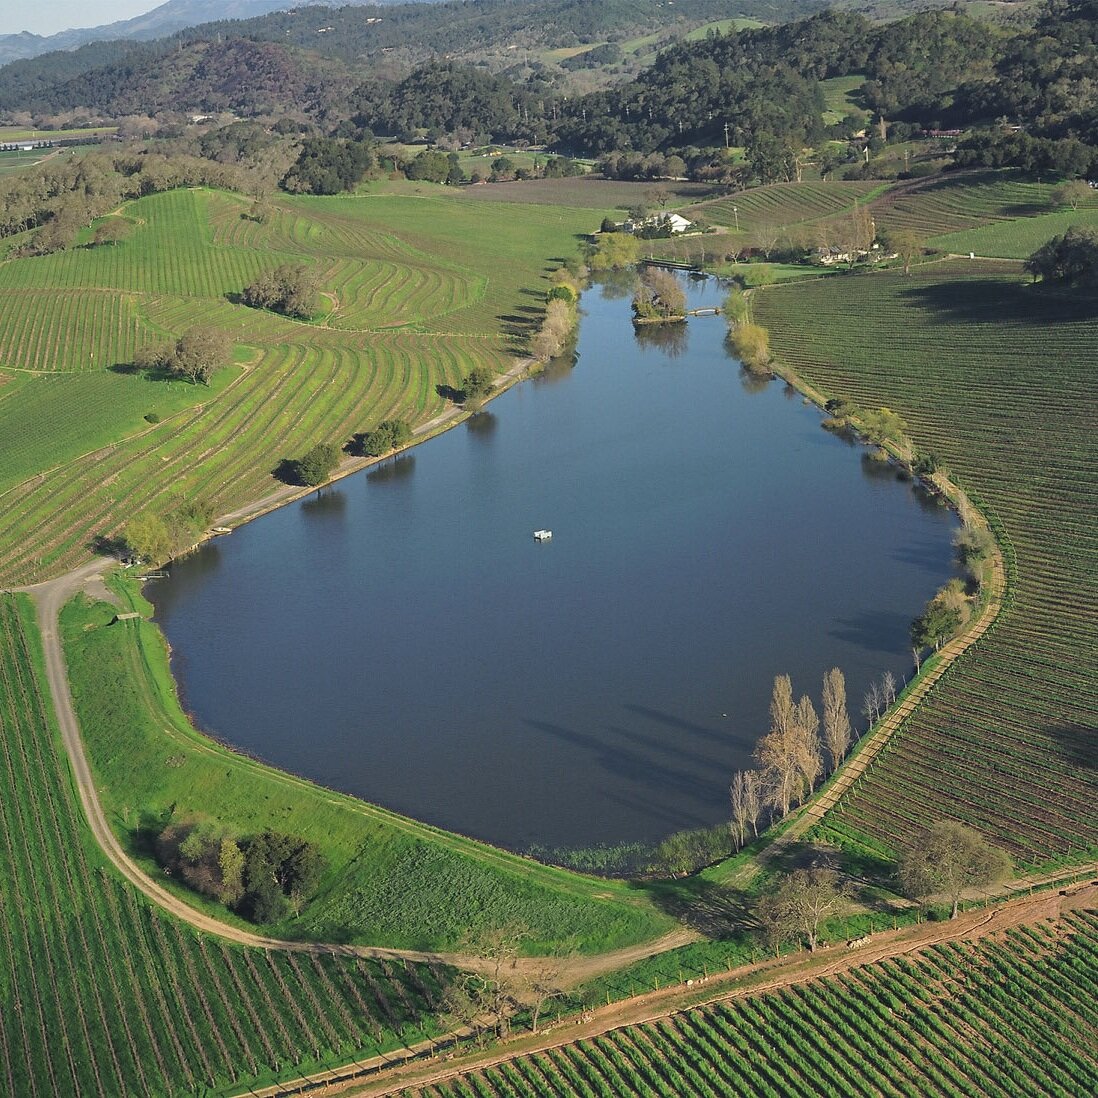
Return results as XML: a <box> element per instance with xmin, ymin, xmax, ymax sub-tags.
<box><xmin>554</xmin><ymin>9</ymin><xmax>1001</xmax><ymax>153</ymax></box>
<box><xmin>0</xmin><ymin>0</ymin><xmax>821</xmax><ymax>115</ymax></box>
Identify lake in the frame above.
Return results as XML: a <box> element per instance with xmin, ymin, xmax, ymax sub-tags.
<box><xmin>148</xmin><ymin>272</ymin><xmax>959</xmax><ymax>853</ymax></box>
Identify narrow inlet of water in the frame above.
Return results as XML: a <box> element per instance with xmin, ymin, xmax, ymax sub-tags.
<box><xmin>149</xmin><ymin>273</ymin><xmax>959</xmax><ymax>852</ymax></box>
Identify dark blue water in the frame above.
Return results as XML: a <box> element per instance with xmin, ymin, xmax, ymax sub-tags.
<box><xmin>149</xmin><ymin>274</ymin><xmax>958</xmax><ymax>851</ymax></box>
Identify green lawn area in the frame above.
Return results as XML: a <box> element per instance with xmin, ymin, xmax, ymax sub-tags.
<box><xmin>819</xmin><ymin>73</ymin><xmax>867</xmax><ymax>124</ymax></box>
<box><xmin>0</xmin><ymin>125</ymin><xmax>116</xmax><ymax>142</ymax></box>
<box><xmin>62</xmin><ymin>582</ymin><xmax>675</xmax><ymax>953</ymax></box>
<box><xmin>931</xmin><ymin>205</ymin><xmax>1098</xmax><ymax>258</ymax></box>
<box><xmin>685</xmin><ymin>17</ymin><xmax>766</xmax><ymax>40</ymax></box>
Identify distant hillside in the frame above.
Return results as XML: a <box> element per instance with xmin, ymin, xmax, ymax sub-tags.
<box><xmin>0</xmin><ymin>0</ymin><xmax>428</xmax><ymax>65</ymax></box>
<box><xmin>0</xmin><ymin>0</ymin><xmax>821</xmax><ymax>116</ymax></box>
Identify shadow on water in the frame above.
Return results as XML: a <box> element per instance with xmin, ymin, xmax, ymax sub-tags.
<box><xmin>892</xmin><ymin>537</ymin><xmax>958</xmax><ymax>573</ymax></box>
<box><xmin>523</xmin><ymin>718</ymin><xmax>722</xmax><ymax>803</ymax></box>
<box><xmin>828</xmin><ymin>609</ymin><xmax>916</xmax><ymax>653</ymax></box>
<box><xmin>366</xmin><ymin>454</ymin><xmax>416</xmax><ymax>484</ymax></box>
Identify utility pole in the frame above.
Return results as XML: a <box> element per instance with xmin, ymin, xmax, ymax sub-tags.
<box><xmin>723</xmin><ymin>122</ymin><xmax>730</xmax><ymax>149</ymax></box>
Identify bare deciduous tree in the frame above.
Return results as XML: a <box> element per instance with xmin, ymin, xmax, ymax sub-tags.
<box><xmin>743</xmin><ymin>769</ymin><xmax>763</xmax><ymax>837</ymax></box>
<box><xmin>822</xmin><ymin>667</ymin><xmax>851</xmax><ymax>773</ymax></box>
<box><xmin>756</xmin><ymin>675</ymin><xmax>800</xmax><ymax>818</ymax></box>
<box><xmin>793</xmin><ymin>694</ymin><xmax>822</xmax><ymax>801</ymax></box>
<box><xmin>730</xmin><ymin>771</ymin><xmax>750</xmax><ymax>850</ymax></box>
<box><xmin>755</xmin><ymin>867</ymin><xmax>848</xmax><ymax>954</ymax></box>
<box><xmin>880</xmin><ymin>670</ymin><xmax>897</xmax><ymax>710</ymax></box>
<box><xmin>862</xmin><ymin>681</ymin><xmax>882</xmax><ymax>728</ymax></box>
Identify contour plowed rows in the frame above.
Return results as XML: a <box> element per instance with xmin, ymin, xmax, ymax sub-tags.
<box><xmin>0</xmin><ymin>594</ymin><xmax>451</xmax><ymax>1097</ymax></box>
<box><xmin>694</xmin><ymin>180</ymin><xmax>880</xmax><ymax>233</ymax></box>
<box><xmin>753</xmin><ymin>260</ymin><xmax>1098</xmax><ymax>862</ymax></box>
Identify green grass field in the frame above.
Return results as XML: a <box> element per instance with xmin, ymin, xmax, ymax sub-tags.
<box><xmin>0</xmin><ymin>184</ymin><xmax>608</xmax><ymax>585</ymax></box>
<box><xmin>754</xmin><ymin>260</ymin><xmax>1098</xmax><ymax>866</ymax></box>
<box><xmin>60</xmin><ymin>582</ymin><xmax>674</xmax><ymax>953</ymax></box>
<box><xmin>931</xmin><ymin>207</ymin><xmax>1098</xmax><ymax>258</ymax></box>
<box><xmin>819</xmin><ymin>73</ymin><xmax>867</xmax><ymax>124</ymax></box>
<box><xmin>423</xmin><ymin>912</ymin><xmax>1098</xmax><ymax>1096</ymax></box>
<box><xmin>0</xmin><ymin>593</ymin><xmax>461</xmax><ymax>1097</ymax></box>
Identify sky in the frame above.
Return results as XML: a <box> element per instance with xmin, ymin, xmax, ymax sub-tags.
<box><xmin>0</xmin><ymin>1</ymin><xmax>159</xmax><ymax>36</ymax></box>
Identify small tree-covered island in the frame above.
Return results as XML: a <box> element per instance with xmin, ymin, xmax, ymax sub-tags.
<box><xmin>0</xmin><ymin>0</ymin><xmax>1094</xmax><ymax>1093</ymax></box>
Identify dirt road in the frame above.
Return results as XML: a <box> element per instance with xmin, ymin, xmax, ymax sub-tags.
<box><xmin>315</xmin><ymin>881</ymin><xmax>1097</xmax><ymax>1098</ymax></box>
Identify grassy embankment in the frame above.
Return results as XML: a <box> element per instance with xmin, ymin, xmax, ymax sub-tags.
<box><xmin>0</xmin><ymin>183</ymin><xmax>608</xmax><ymax>586</ymax></box>
<box><xmin>0</xmin><ymin>593</ymin><xmax>462</xmax><ymax>1097</ymax></box>
<box><xmin>61</xmin><ymin>579</ymin><xmax>673</xmax><ymax>954</ymax></box>
<box><xmin>752</xmin><ymin>257</ymin><xmax>1097</xmax><ymax>869</ymax></box>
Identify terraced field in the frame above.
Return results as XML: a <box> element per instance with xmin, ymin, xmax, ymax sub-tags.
<box><xmin>869</xmin><ymin>171</ymin><xmax>1072</xmax><ymax>238</ymax></box>
<box><xmin>0</xmin><ymin>594</ymin><xmax>455</xmax><ymax>1098</ymax></box>
<box><xmin>931</xmin><ymin>207</ymin><xmax>1098</xmax><ymax>259</ymax></box>
<box><xmin>415</xmin><ymin>910</ymin><xmax>1098</xmax><ymax>1098</ymax></box>
<box><xmin>0</xmin><ymin>186</ymin><xmax>601</xmax><ymax>585</ymax></box>
<box><xmin>692</xmin><ymin>181</ymin><xmax>883</xmax><ymax>234</ymax></box>
<box><xmin>754</xmin><ymin>260</ymin><xmax>1098</xmax><ymax>865</ymax></box>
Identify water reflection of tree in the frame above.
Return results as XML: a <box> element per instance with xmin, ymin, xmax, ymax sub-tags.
<box><xmin>738</xmin><ymin>367</ymin><xmax>771</xmax><ymax>395</ymax></box>
<box><xmin>533</xmin><ymin>352</ymin><xmax>578</xmax><ymax>387</ymax></box>
<box><xmin>366</xmin><ymin>454</ymin><xmax>416</xmax><ymax>484</ymax></box>
<box><xmin>301</xmin><ymin>487</ymin><xmax>347</xmax><ymax>517</ymax></box>
<box><xmin>466</xmin><ymin>410</ymin><xmax>498</xmax><ymax>436</ymax></box>
<box><xmin>596</xmin><ymin>268</ymin><xmax>636</xmax><ymax>300</ymax></box>
<box><xmin>634</xmin><ymin>320</ymin><xmax>689</xmax><ymax>358</ymax></box>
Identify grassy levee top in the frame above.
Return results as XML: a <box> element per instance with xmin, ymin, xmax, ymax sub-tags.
<box><xmin>753</xmin><ymin>258</ymin><xmax>1098</xmax><ymax>868</ymax></box>
<box><xmin>0</xmin><ymin>184</ymin><xmax>600</xmax><ymax>585</ymax></box>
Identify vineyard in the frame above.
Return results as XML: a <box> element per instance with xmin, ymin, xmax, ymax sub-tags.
<box><xmin>0</xmin><ymin>186</ymin><xmax>603</xmax><ymax>585</ymax></box>
<box><xmin>930</xmin><ymin>207</ymin><xmax>1098</xmax><ymax>259</ymax></box>
<box><xmin>753</xmin><ymin>260</ymin><xmax>1098</xmax><ymax>865</ymax></box>
<box><xmin>0</xmin><ymin>288</ymin><xmax>148</xmax><ymax>372</ymax></box>
<box><xmin>411</xmin><ymin>910</ymin><xmax>1098</xmax><ymax>1098</ymax></box>
<box><xmin>0</xmin><ymin>594</ymin><xmax>458</xmax><ymax>1097</ymax></box>
<box><xmin>868</xmin><ymin>171</ymin><xmax>1070</xmax><ymax>238</ymax></box>
<box><xmin>693</xmin><ymin>180</ymin><xmax>882</xmax><ymax>234</ymax></box>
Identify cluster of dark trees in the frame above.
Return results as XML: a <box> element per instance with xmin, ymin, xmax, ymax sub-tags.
<box><xmin>1024</xmin><ymin>224</ymin><xmax>1098</xmax><ymax>288</ymax></box>
<box><xmin>4</xmin><ymin>2</ymin><xmax>1097</xmax><ymax>189</ymax></box>
<box><xmin>282</xmin><ymin>137</ymin><xmax>374</xmax><ymax>195</ymax></box>
<box><xmin>242</xmin><ymin>263</ymin><xmax>320</xmax><ymax>319</ymax></box>
<box><xmin>157</xmin><ymin>821</ymin><xmax>326</xmax><ymax>923</ymax></box>
<box><xmin>282</xmin><ymin>442</ymin><xmax>342</xmax><ymax>487</ymax></box>
<box><xmin>124</xmin><ymin>496</ymin><xmax>217</xmax><ymax>564</ymax></box>
<box><xmin>356</xmin><ymin>419</ymin><xmax>412</xmax><ymax>457</ymax></box>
